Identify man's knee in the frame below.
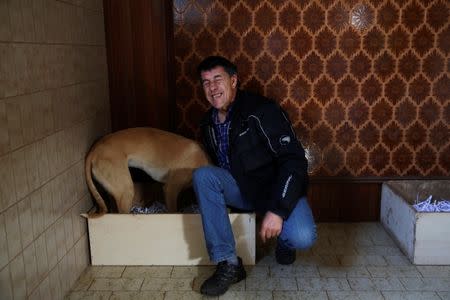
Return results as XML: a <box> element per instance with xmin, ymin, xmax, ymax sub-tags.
<box><xmin>193</xmin><ymin>166</ymin><xmax>220</xmax><ymax>188</ymax></box>
<box><xmin>288</xmin><ymin>226</ymin><xmax>317</xmax><ymax>250</ymax></box>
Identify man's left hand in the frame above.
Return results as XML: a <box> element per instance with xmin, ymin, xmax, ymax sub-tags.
<box><xmin>260</xmin><ymin>211</ymin><xmax>283</xmax><ymax>243</ymax></box>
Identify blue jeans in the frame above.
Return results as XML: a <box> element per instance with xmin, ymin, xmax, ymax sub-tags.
<box><xmin>192</xmin><ymin>166</ymin><xmax>317</xmax><ymax>263</ymax></box>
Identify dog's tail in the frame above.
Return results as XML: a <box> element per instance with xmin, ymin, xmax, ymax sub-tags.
<box><xmin>85</xmin><ymin>149</ymin><xmax>108</xmax><ymax>218</ymax></box>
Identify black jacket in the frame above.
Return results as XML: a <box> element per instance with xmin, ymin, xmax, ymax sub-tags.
<box><xmin>199</xmin><ymin>90</ymin><xmax>309</xmax><ymax>219</ymax></box>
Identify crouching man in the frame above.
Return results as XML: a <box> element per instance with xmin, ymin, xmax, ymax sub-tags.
<box><xmin>193</xmin><ymin>56</ymin><xmax>317</xmax><ymax>296</ymax></box>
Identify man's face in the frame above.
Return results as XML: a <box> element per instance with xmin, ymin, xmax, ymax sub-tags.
<box><xmin>200</xmin><ymin>66</ymin><xmax>238</xmax><ymax>113</ymax></box>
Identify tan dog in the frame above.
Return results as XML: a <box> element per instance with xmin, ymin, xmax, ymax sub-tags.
<box><xmin>85</xmin><ymin>127</ymin><xmax>209</xmax><ymax>217</ymax></box>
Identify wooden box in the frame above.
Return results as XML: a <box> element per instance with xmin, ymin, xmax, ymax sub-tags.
<box><xmin>82</xmin><ymin>213</ymin><xmax>255</xmax><ymax>265</ymax></box>
<box><xmin>380</xmin><ymin>180</ymin><xmax>450</xmax><ymax>265</ymax></box>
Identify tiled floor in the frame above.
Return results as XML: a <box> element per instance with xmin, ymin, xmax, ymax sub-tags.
<box><xmin>66</xmin><ymin>223</ymin><xmax>450</xmax><ymax>299</ymax></box>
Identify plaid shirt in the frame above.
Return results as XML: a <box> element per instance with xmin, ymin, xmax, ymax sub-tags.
<box><xmin>212</xmin><ymin>106</ymin><xmax>234</xmax><ymax>170</ymax></box>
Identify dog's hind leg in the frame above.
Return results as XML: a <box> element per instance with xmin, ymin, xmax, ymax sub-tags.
<box><xmin>163</xmin><ymin>169</ymin><xmax>193</xmax><ymax>213</ymax></box>
<box><xmin>93</xmin><ymin>160</ymin><xmax>135</xmax><ymax>214</ymax></box>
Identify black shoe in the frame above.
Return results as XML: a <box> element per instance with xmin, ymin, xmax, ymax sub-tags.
<box><xmin>275</xmin><ymin>240</ymin><xmax>296</xmax><ymax>265</ymax></box>
<box><xmin>200</xmin><ymin>257</ymin><xmax>246</xmax><ymax>296</ymax></box>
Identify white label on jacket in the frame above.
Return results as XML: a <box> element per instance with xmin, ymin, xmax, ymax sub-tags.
<box><xmin>282</xmin><ymin>175</ymin><xmax>293</xmax><ymax>199</ymax></box>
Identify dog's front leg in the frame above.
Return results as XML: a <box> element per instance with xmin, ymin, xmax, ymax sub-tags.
<box><xmin>163</xmin><ymin>169</ymin><xmax>193</xmax><ymax>213</ymax></box>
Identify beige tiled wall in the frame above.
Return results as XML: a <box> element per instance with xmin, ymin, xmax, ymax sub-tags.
<box><xmin>0</xmin><ymin>0</ymin><xmax>109</xmax><ymax>299</ymax></box>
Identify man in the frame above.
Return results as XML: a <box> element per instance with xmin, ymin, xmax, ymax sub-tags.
<box><xmin>193</xmin><ymin>56</ymin><xmax>316</xmax><ymax>296</ymax></box>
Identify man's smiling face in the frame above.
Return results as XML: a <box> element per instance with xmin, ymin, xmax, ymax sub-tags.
<box><xmin>200</xmin><ymin>66</ymin><xmax>238</xmax><ymax>113</ymax></box>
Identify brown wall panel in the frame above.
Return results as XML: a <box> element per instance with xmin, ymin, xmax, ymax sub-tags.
<box><xmin>308</xmin><ymin>181</ymin><xmax>381</xmax><ymax>222</ymax></box>
<box><xmin>104</xmin><ymin>0</ymin><xmax>175</xmax><ymax>131</ymax></box>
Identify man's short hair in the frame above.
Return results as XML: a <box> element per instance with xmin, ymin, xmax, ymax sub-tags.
<box><xmin>197</xmin><ymin>56</ymin><xmax>237</xmax><ymax>79</ymax></box>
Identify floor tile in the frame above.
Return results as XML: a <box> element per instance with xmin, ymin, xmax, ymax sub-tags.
<box><xmin>384</xmin><ymin>255</ymin><xmax>412</xmax><ymax>266</ymax></box>
<box><xmin>141</xmin><ymin>277</ymin><xmax>192</xmax><ymax>291</ymax></box>
<box><xmin>367</xmin><ymin>266</ymin><xmax>422</xmax><ymax>278</ymax></box>
<box><xmin>318</xmin><ymin>266</ymin><xmax>370</xmax><ymax>277</ymax></box>
<box><xmin>295</xmin><ymin>255</ymin><xmax>340</xmax><ymax>267</ymax></box>
<box><xmin>171</xmin><ymin>266</ymin><xmax>214</xmax><ymax>278</ymax></box>
<box><xmin>400</xmin><ymin>278</ymin><xmax>450</xmax><ymax>292</ymax></box>
<box><xmin>273</xmin><ymin>291</ymin><xmax>327</xmax><ymax>299</ymax></box>
<box><xmin>89</xmin><ymin>278</ymin><xmax>143</xmax><ymax>291</ymax></box>
<box><xmin>164</xmin><ymin>291</ymin><xmax>216</xmax><ymax>300</ymax></box>
<box><xmin>348</xmin><ymin>277</ymin><xmax>404</xmax><ymax>291</ymax></box>
<box><xmin>84</xmin><ymin>266</ymin><xmax>125</xmax><ymax>279</ymax></box>
<box><xmin>382</xmin><ymin>291</ymin><xmax>441</xmax><ymax>299</ymax></box>
<box><xmin>122</xmin><ymin>266</ymin><xmax>172</xmax><ymax>278</ymax></box>
<box><xmin>297</xmin><ymin>277</ymin><xmax>350</xmax><ymax>291</ymax></box>
<box><xmin>339</xmin><ymin>255</ymin><xmax>387</xmax><ymax>267</ymax></box>
<box><xmin>417</xmin><ymin>266</ymin><xmax>450</xmax><ymax>278</ymax></box>
<box><xmin>327</xmin><ymin>291</ymin><xmax>384</xmax><ymax>300</ymax></box>
<box><xmin>246</xmin><ymin>265</ymin><xmax>270</xmax><ymax>277</ymax></box>
<box><xmin>218</xmin><ymin>291</ymin><xmax>272</xmax><ymax>299</ymax></box>
<box><xmin>246</xmin><ymin>276</ymin><xmax>297</xmax><ymax>291</ymax></box>
<box><xmin>270</xmin><ymin>264</ymin><xmax>319</xmax><ymax>277</ymax></box>
<box><xmin>65</xmin><ymin>291</ymin><xmax>112</xmax><ymax>299</ymax></box>
<box><xmin>357</xmin><ymin>246</ymin><xmax>403</xmax><ymax>256</ymax></box>
<box><xmin>109</xmin><ymin>291</ymin><xmax>164</xmax><ymax>300</ymax></box>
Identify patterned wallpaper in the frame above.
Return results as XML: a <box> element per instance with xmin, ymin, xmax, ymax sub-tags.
<box><xmin>173</xmin><ymin>0</ymin><xmax>449</xmax><ymax>177</ymax></box>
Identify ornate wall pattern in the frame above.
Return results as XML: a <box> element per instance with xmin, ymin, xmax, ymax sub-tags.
<box><xmin>173</xmin><ymin>0</ymin><xmax>449</xmax><ymax>177</ymax></box>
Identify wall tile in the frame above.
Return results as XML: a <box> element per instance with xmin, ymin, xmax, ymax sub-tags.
<box><xmin>5</xmin><ymin>98</ymin><xmax>23</xmax><ymax>149</ymax></box>
<box><xmin>4</xmin><ymin>204</ymin><xmax>22</xmax><ymax>259</ymax></box>
<box><xmin>68</xmin><ymin>247</ymin><xmax>77</xmax><ymax>287</ymax></box>
<box><xmin>74</xmin><ymin>234</ymin><xmax>90</xmax><ymax>276</ymax></box>
<box><xmin>59</xmin><ymin>254</ymin><xmax>70</xmax><ymax>296</ymax></box>
<box><xmin>0</xmin><ymin>100</ymin><xmax>10</xmax><ymax>155</ymax></box>
<box><xmin>23</xmin><ymin>241</ymin><xmax>39</xmax><ymax>295</ymax></box>
<box><xmin>20</xmin><ymin>94</ymin><xmax>36</xmax><ymax>144</ymax></box>
<box><xmin>12</xmin><ymin>44</ymin><xmax>31</xmax><ymax>95</ymax></box>
<box><xmin>10</xmin><ymin>253</ymin><xmax>26</xmax><ymax>300</ymax></box>
<box><xmin>42</xmin><ymin>90</ymin><xmax>55</xmax><ymax>136</ymax></box>
<box><xmin>18</xmin><ymin>196</ymin><xmax>34</xmax><ymax>248</ymax></box>
<box><xmin>45</xmin><ymin>225</ymin><xmax>58</xmax><ymax>270</ymax></box>
<box><xmin>8</xmin><ymin>0</ymin><xmax>26</xmax><ymax>42</ymax></box>
<box><xmin>64</xmin><ymin>210</ymin><xmax>74</xmax><ymax>250</ymax></box>
<box><xmin>24</xmin><ymin>143</ymin><xmax>41</xmax><ymax>192</ymax></box>
<box><xmin>71</xmin><ymin>201</ymin><xmax>82</xmax><ymax>242</ymax></box>
<box><xmin>39</xmin><ymin>276</ymin><xmax>51</xmax><ymax>300</ymax></box>
<box><xmin>0</xmin><ymin>265</ymin><xmax>13</xmax><ymax>300</ymax></box>
<box><xmin>0</xmin><ymin>213</ymin><xmax>8</xmax><ymax>269</ymax></box>
<box><xmin>55</xmin><ymin>217</ymin><xmax>67</xmax><ymax>261</ymax></box>
<box><xmin>32</xmin><ymin>0</ymin><xmax>47</xmax><ymax>42</ymax></box>
<box><xmin>29</xmin><ymin>288</ymin><xmax>40</xmax><ymax>300</ymax></box>
<box><xmin>51</xmin><ymin>176</ymin><xmax>62</xmax><ymax>221</ymax></box>
<box><xmin>40</xmin><ymin>182</ymin><xmax>54</xmax><ymax>229</ymax></box>
<box><xmin>30</xmin><ymin>189</ymin><xmax>44</xmax><ymax>238</ymax></box>
<box><xmin>36</xmin><ymin>139</ymin><xmax>50</xmax><ymax>185</ymax></box>
<box><xmin>0</xmin><ymin>1</ymin><xmax>11</xmax><ymax>41</ymax></box>
<box><xmin>34</xmin><ymin>233</ymin><xmax>48</xmax><ymax>282</ymax></box>
<box><xmin>0</xmin><ymin>154</ymin><xmax>16</xmax><ymax>212</ymax></box>
<box><xmin>11</xmin><ymin>146</ymin><xmax>30</xmax><ymax>200</ymax></box>
<box><xmin>49</xmin><ymin>264</ymin><xmax>63</xmax><ymax>300</ymax></box>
